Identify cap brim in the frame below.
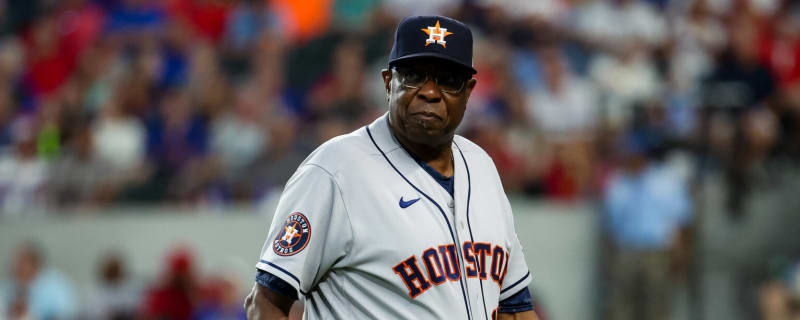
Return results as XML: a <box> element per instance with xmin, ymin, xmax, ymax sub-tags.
<box><xmin>389</xmin><ymin>52</ymin><xmax>477</xmax><ymax>74</ymax></box>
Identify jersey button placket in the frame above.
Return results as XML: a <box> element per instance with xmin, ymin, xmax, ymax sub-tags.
<box><xmin>448</xmin><ymin>199</ymin><xmax>472</xmax><ymax>319</ymax></box>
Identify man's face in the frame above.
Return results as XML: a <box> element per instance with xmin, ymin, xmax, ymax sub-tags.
<box><xmin>382</xmin><ymin>58</ymin><xmax>476</xmax><ymax>147</ymax></box>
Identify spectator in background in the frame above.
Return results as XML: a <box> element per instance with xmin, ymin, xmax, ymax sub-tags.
<box><xmin>704</xmin><ymin>16</ymin><xmax>775</xmax><ymax>112</ymax></box>
<box><xmin>156</xmin><ymin>22</ymin><xmax>193</xmax><ymax>90</ymax></box>
<box><xmin>526</xmin><ymin>45</ymin><xmax>598</xmax><ymax>139</ymax></box>
<box><xmin>462</xmin><ymin>38</ymin><xmax>536</xmax><ymax>194</ymax></box>
<box><xmin>603</xmin><ymin>131</ymin><xmax>693</xmax><ymax>320</ymax></box>
<box><xmin>760</xmin><ymin>2</ymin><xmax>800</xmax><ymax>160</ymax></box>
<box><xmin>657</xmin><ymin>0</ymin><xmax>724</xmax><ymax>140</ymax></box>
<box><xmin>0</xmin><ymin>242</ymin><xmax>77</xmax><ymax>319</ymax></box>
<box><xmin>225</xmin><ymin>0</ymin><xmax>273</xmax><ymax>53</ymax></box>
<box><xmin>194</xmin><ymin>275</ymin><xmax>245</xmax><ymax>320</ymax></box>
<box><xmin>85</xmin><ymin>252</ymin><xmax>141</xmax><ymax>320</ymax></box>
<box><xmin>22</xmin><ymin>12</ymin><xmax>78</xmax><ymax>99</ymax></box>
<box><xmin>576</xmin><ymin>0</ymin><xmax>665</xmax><ymax>131</ymax></box>
<box><xmin>0</xmin><ymin>84</ymin><xmax>16</xmax><ymax>152</ymax></box>
<box><xmin>575</xmin><ymin>0</ymin><xmax>668</xmax><ymax>50</ymax></box>
<box><xmin>476</xmin><ymin>0</ymin><xmax>573</xmax><ymax>23</ymax></box>
<box><xmin>307</xmin><ymin>38</ymin><xmax>370</xmax><ymax>123</ymax></box>
<box><xmin>249</xmin><ymin>31</ymin><xmax>289</xmax><ymax>115</ymax></box>
<box><xmin>92</xmin><ymin>87</ymin><xmax>147</xmax><ymax>177</ymax></box>
<box><xmin>0</xmin><ymin>117</ymin><xmax>48</xmax><ymax>218</ymax></box>
<box><xmin>210</xmin><ymin>84</ymin><xmax>270</xmax><ymax>200</ymax></box>
<box><xmin>703</xmin><ymin>16</ymin><xmax>777</xmax><ymax>217</ymax></box>
<box><xmin>145</xmin><ymin>87</ymin><xmax>208</xmax><ymax>171</ymax></box>
<box><xmin>222</xmin><ymin>0</ymin><xmax>277</xmax><ymax>81</ymax></box>
<box><xmin>526</xmin><ymin>46</ymin><xmax>598</xmax><ymax>199</ymax></box>
<box><xmin>468</xmin><ymin>113</ymin><xmax>528</xmax><ymax>192</ymax></box>
<box><xmin>143</xmin><ymin>87</ymin><xmax>209</xmax><ymax>202</ymax></box>
<box><xmin>48</xmin><ymin>117</ymin><xmax>117</xmax><ymax>208</ymax></box>
<box><xmin>759</xmin><ymin>257</ymin><xmax>800</xmax><ymax>320</ymax></box>
<box><xmin>105</xmin><ymin>0</ymin><xmax>166</xmax><ymax>34</ymax></box>
<box><xmin>18</xmin><ymin>0</ymin><xmax>101</xmax><ymax>102</ymax></box>
<box><xmin>381</xmin><ymin>0</ymin><xmax>459</xmax><ymax>20</ymax></box>
<box><xmin>141</xmin><ymin>247</ymin><xmax>198</xmax><ymax>320</ymax></box>
<box><xmin>188</xmin><ymin>42</ymin><xmax>230</xmax><ymax>117</ymax></box>
<box><xmin>0</xmin><ymin>37</ymin><xmax>24</xmax><ymax>151</ymax></box>
<box><xmin>249</xmin><ymin>113</ymin><xmax>308</xmax><ymax>203</ymax></box>
<box><xmin>74</xmin><ymin>39</ymin><xmax>123</xmax><ymax>115</ymax></box>
<box><xmin>667</xmin><ymin>0</ymin><xmax>727</xmax><ymax>107</ymax></box>
<box><xmin>760</xmin><ymin>4</ymin><xmax>800</xmax><ymax>90</ymax></box>
<box><xmin>168</xmin><ymin>0</ymin><xmax>232</xmax><ymax>44</ymax></box>
<box><xmin>589</xmin><ymin>41</ymin><xmax>662</xmax><ymax>128</ymax></box>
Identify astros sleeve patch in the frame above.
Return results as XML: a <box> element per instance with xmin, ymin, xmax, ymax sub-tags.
<box><xmin>273</xmin><ymin>212</ymin><xmax>311</xmax><ymax>256</ymax></box>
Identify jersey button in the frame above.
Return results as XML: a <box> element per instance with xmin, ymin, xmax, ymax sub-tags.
<box><xmin>447</xmin><ymin>200</ymin><xmax>454</xmax><ymax>208</ymax></box>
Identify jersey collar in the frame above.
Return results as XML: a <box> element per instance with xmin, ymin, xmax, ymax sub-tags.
<box><xmin>366</xmin><ymin>112</ymin><xmax>466</xmax><ymax>203</ymax></box>
<box><xmin>366</xmin><ymin>113</ymin><xmax>403</xmax><ymax>155</ymax></box>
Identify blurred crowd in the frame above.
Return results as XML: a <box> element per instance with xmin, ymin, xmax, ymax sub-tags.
<box><xmin>0</xmin><ymin>0</ymin><xmax>798</xmax><ymax>216</ymax></box>
<box><xmin>1</xmin><ymin>242</ymin><xmax>248</xmax><ymax>320</ymax></box>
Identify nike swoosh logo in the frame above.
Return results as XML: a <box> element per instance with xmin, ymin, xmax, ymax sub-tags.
<box><xmin>399</xmin><ymin>197</ymin><xmax>420</xmax><ymax>208</ymax></box>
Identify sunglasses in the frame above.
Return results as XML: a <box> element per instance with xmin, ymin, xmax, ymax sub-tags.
<box><xmin>393</xmin><ymin>67</ymin><xmax>470</xmax><ymax>94</ymax></box>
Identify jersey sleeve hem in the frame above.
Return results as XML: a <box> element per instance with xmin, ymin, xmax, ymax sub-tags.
<box><xmin>499</xmin><ymin>271</ymin><xmax>532</xmax><ymax>301</ymax></box>
<box><xmin>498</xmin><ymin>287</ymin><xmax>534</xmax><ymax>313</ymax></box>
<box><xmin>498</xmin><ymin>304</ymin><xmax>535</xmax><ymax>314</ymax></box>
<box><xmin>256</xmin><ymin>269</ymin><xmax>299</xmax><ymax>300</ymax></box>
<box><xmin>256</xmin><ymin>260</ymin><xmax>307</xmax><ymax>296</ymax></box>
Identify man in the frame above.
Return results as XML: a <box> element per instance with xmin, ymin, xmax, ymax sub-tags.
<box><xmin>1</xmin><ymin>242</ymin><xmax>77</xmax><ymax>319</ymax></box>
<box><xmin>245</xmin><ymin>15</ymin><xmax>538</xmax><ymax>320</ymax></box>
<box><xmin>603</xmin><ymin>131</ymin><xmax>692</xmax><ymax>320</ymax></box>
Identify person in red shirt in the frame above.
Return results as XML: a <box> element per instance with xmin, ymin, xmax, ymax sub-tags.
<box><xmin>141</xmin><ymin>247</ymin><xmax>198</xmax><ymax>320</ymax></box>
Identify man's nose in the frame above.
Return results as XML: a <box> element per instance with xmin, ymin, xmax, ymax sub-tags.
<box><xmin>416</xmin><ymin>77</ymin><xmax>442</xmax><ymax>102</ymax></box>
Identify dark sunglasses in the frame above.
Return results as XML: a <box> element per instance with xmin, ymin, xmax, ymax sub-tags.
<box><xmin>392</xmin><ymin>66</ymin><xmax>470</xmax><ymax>94</ymax></box>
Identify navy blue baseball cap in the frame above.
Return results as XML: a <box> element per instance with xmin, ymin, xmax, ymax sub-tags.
<box><xmin>389</xmin><ymin>15</ymin><xmax>477</xmax><ymax>74</ymax></box>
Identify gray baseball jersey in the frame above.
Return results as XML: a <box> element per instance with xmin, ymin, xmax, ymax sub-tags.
<box><xmin>256</xmin><ymin>114</ymin><xmax>532</xmax><ymax>319</ymax></box>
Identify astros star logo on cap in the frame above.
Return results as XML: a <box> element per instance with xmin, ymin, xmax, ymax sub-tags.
<box><xmin>421</xmin><ymin>20</ymin><xmax>453</xmax><ymax>48</ymax></box>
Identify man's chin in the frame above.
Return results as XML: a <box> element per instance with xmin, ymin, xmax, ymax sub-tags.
<box><xmin>404</xmin><ymin>125</ymin><xmax>451</xmax><ymax>146</ymax></box>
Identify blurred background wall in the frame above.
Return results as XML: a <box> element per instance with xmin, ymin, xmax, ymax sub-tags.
<box><xmin>1</xmin><ymin>0</ymin><xmax>800</xmax><ymax>319</ymax></box>
<box><xmin>0</xmin><ymin>203</ymin><xmax>597</xmax><ymax>320</ymax></box>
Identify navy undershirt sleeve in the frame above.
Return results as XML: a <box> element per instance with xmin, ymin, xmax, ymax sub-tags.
<box><xmin>499</xmin><ymin>287</ymin><xmax>534</xmax><ymax>313</ymax></box>
<box><xmin>256</xmin><ymin>269</ymin><xmax>299</xmax><ymax>301</ymax></box>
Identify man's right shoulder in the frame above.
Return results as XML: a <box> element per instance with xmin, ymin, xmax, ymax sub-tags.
<box><xmin>300</xmin><ymin>127</ymin><xmax>378</xmax><ymax>175</ymax></box>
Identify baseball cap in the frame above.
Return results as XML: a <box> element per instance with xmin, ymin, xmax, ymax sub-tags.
<box><xmin>389</xmin><ymin>15</ymin><xmax>477</xmax><ymax>74</ymax></box>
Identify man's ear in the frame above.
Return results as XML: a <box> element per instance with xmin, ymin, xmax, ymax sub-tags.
<box><xmin>381</xmin><ymin>69</ymin><xmax>392</xmax><ymax>96</ymax></box>
<box><xmin>463</xmin><ymin>77</ymin><xmax>477</xmax><ymax>99</ymax></box>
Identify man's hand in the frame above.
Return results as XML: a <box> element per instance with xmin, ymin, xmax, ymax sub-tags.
<box><xmin>244</xmin><ymin>283</ymin><xmax>295</xmax><ymax>320</ymax></box>
<box><xmin>499</xmin><ymin>310</ymin><xmax>540</xmax><ymax>320</ymax></box>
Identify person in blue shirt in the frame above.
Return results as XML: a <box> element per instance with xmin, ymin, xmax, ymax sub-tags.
<box><xmin>603</xmin><ymin>131</ymin><xmax>693</xmax><ymax>320</ymax></box>
<box><xmin>1</xmin><ymin>242</ymin><xmax>78</xmax><ymax>320</ymax></box>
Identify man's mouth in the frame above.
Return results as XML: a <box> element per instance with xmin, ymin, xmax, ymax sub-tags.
<box><xmin>409</xmin><ymin>111</ymin><xmax>443</xmax><ymax>122</ymax></box>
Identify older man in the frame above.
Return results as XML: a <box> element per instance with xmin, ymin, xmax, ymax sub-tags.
<box><xmin>245</xmin><ymin>15</ymin><xmax>538</xmax><ymax>320</ymax></box>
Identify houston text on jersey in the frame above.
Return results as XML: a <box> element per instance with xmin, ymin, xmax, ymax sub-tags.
<box><xmin>392</xmin><ymin>241</ymin><xmax>509</xmax><ymax>299</ymax></box>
